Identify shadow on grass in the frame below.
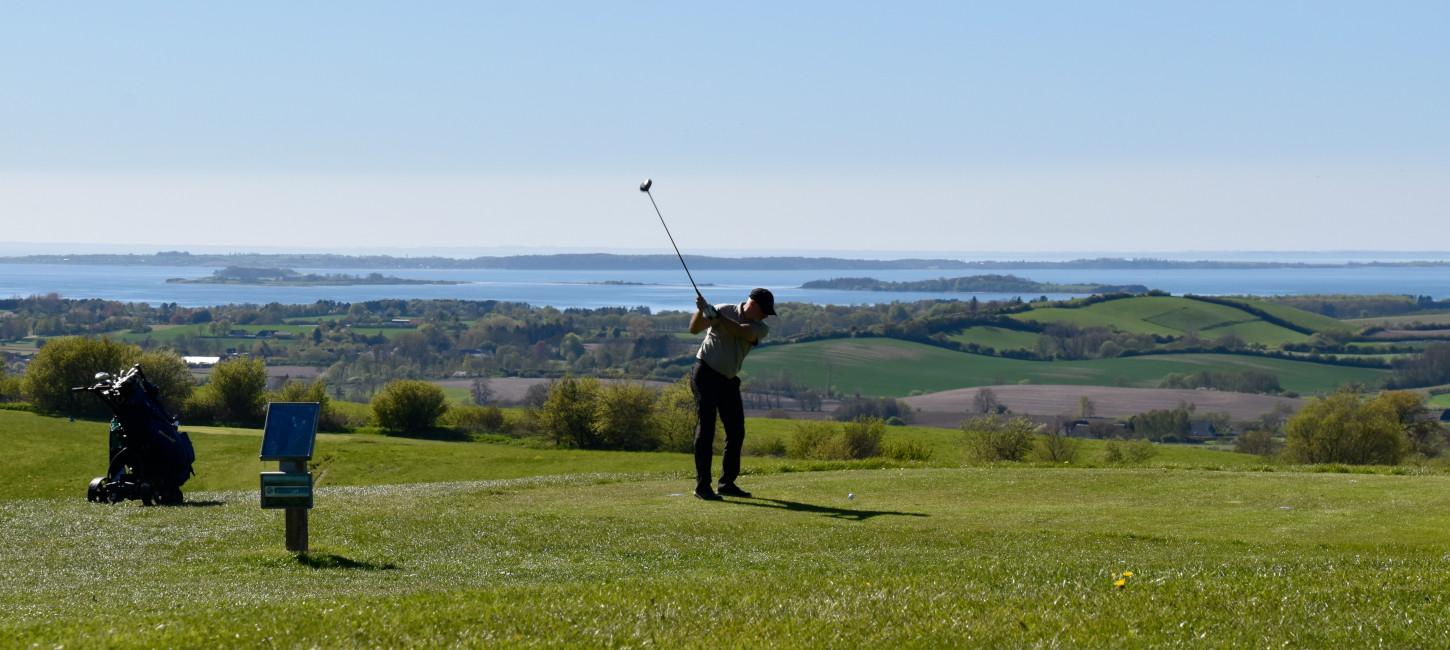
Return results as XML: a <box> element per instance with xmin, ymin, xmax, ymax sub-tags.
<box><xmin>724</xmin><ymin>497</ymin><xmax>929</xmax><ymax>522</ymax></box>
<box><xmin>295</xmin><ymin>552</ymin><xmax>398</xmax><ymax>571</ymax></box>
<box><xmin>175</xmin><ymin>500</ymin><xmax>226</xmax><ymax>508</ymax></box>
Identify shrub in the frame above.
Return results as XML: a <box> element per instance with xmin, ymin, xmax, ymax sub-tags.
<box><xmin>0</xmin><ymin>370</ymin><xmax>22</xmax><ymax>403</ymax></box>
<box><xmin>269</xmin><ymin>378</ymin><xmax>346</xmax><ymax>432</ymax></box>
<box><xmin>190</xmin><ymin>357</ymin><xmax>268</xmax><ymax>425</ymax></box>
<box><xmin>1032</xmin><ymin>427</ymin><xmax>1081</xmax><ymax>463</ymax></box>
<box><xmin>654</xmin><ymin>379</ymin><xmax>697</xmax><ymax>453</ymax></box>
<box><xmin>1103</xmin><ymin>438</ymin><xmax>1158</xmax><ymax>464</ymax></box>
<box><xmin>788</xmin><ymin>420</ymin><xmax>840</xmax><ymax>459</ymax></box>
<box><xmin>1234</xmin><ymin>429</ymin><xmax>1280</xmax><ymax>457</ymax></box>
<box><xmin>1123</xmin><ymin>439</ymin><xmax>1158</xmax><ymax>463</ymax></box>
<box><xmin>744</xmin><ymin>436</ymin><xmax>787</xmax><ymax>457</ymax></box>
<box><xmin>1284</xmin><ymin>389</ymin><xmax>1407</xmax><ymax>465</ymax></box>
<box><xmin>446</xmin><ymin>404</ymin><xmax>507</xmax><ymax>434</ymax></box>
<box><xmin>593</xmin><ymin>382</ymin><xmax>660</xmax><ymax>451</ymax></box>
<box><xmin>23</xmin><ymin>337</ymin><xmax>141</xmax><ymax>417</ymax></box>
<box><xmin>1103</xmin><ymin>439</ymin><xmax>1124</xmax><ymax>463</ymax></box>
<box><xmin>962</xmin><ymin>414</ymin><xmax>1039</xmax><ymax>462</ymax></box>
<box><xmin>839</xmin><ymin>417</ymin><xmax>885</xmax><ymax>459</ymax></box>
<box><xmin>536</xmin><ymin>375</ymin><xmax>601</xmax><ymax>448</ymax></box>
<box><xmin>372</xmin><ymin>379</ymin><xmax>449</xmax><ymax>433</ymax></box>
<box><xmin>886</xmin><ymin>439</ymin><xmax>933</xmax><ymax>461</ymax></box>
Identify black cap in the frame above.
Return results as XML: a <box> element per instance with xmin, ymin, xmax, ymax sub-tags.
<box><xmin>749</xmin><ymin>287</ymin><xmax>776</xmax><ymax>316</ymax></box>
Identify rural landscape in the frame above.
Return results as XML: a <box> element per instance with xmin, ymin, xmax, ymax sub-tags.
<box><xmin>6</xmin><ymin>2</ymin><xmax>1450</xmax><ymax>647</ymax></box>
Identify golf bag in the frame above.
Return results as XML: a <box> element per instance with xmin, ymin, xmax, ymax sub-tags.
<box><xmin>76</xmin><ymin>364</ymin><xmax>195</xmax><ymax>505</ymax></box>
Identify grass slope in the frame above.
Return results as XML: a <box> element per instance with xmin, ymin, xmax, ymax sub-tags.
<box><xmin>6</xmin><ymin>468</ymin><xmax>1450</xmax><ymax>646</ymax></box>
<box><xmin>748</xmin><ymin>338</ymin><xmax>1386</xmax><ymax>397</ymax></box>
<box><xmin>946</xmin><ymin>325</ymin><xmax>1039</xmax><ymax>351</ymax></box>
<box><xmin>1008</xmin><ymin>296</ymin><xmax>1311</xmax><ymax>345</ymax></box>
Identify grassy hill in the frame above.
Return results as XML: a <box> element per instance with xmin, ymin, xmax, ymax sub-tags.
<box><xmin>946</xmin><ymin>325</ymin><xmax>1040</xmax><ymax>351</ymax></box>
<box><xmin>1006</xmin><ymin>296</ymin><xmax>1313</xmax><ymax>345</ymax></box>
<box><xmin>747</xmin><ymin>338</ymin><xmax>1387</xmax><ymax>397</ymax></box>
<box><xmin>4</xmin><ymin>407</ymin><xmax>1450</xmax><ymax>646</ymax></box>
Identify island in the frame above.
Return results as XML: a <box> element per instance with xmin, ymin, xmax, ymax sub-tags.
<box><xmin>166</xmin><ymin>267</ymin><xmax>465</xmax><ymax>286</ymax></box>
<box><xmin>800</xmin><ymin>274</ymin><xmax>1150</xmax><ymax>294</ymax></box>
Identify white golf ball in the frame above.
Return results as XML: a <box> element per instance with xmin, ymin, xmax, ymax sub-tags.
<box><xmin>847</xmin><ymin>493</ymin><xmax>855</xmax><ymax>500</ymax></box>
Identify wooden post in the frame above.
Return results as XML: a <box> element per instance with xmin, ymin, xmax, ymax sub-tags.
<box><xmin>285</xmin><ymin>507</ymin><xmax>308</xmax><ymax>553</ymax></box>
<box><xmin>281</xmin><ymin>459</ymin><xmax>308</xmax><ymax>553</ymax></box>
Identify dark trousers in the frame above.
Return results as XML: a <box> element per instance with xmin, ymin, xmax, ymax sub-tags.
<box><xmin>692</xmin><ymin>361</ymin><xmax>745</xmax><ymax>487</ymax></box>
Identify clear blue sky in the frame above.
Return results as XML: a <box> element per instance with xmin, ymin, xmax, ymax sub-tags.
<box><xmin>1</xmin><ymin>2</ymin><xmax>1446</xmax><ymax>254</ymax></box>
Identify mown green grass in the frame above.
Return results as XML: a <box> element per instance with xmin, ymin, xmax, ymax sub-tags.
<box><xmin>6</xmin><ymin>467</ymin><xmax>1450</xmax><ymax>647</ymax></box>
<box><xmin>946</xmin><ymin>325</ymin><xmax>1039</xmax><ymax>351</ymax></box>
<box><xmin>748</xmin><ymin>338</ymin><xmax>1387</xmax><ymax>397</ymax></box>
<box><xmin>1428</xmin><ymin>393</ymin><xmax>1450</xmax><ymax>409</ymax></box>
<box><xmin>1008</xmin><ymin>296</ymin><xmax>1313</xmax><ymax>346</ymax></box>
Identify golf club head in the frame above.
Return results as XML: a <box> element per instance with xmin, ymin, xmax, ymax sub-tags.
<box><xmin>639</xmin><ymin>178</ymin><xmax>653</xmax><ymax>192</ymax></box>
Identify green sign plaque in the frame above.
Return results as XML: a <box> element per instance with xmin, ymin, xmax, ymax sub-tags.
<box><xmin>260</xmin><ymin>471</ymin><xmax>313</xmax><ymax>509</ymax></box>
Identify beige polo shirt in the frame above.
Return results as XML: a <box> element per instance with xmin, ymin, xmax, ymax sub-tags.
<box><xmin>695</xmin><ymin>302</ymin><xmax>769</xmax><ymax>379</ymax></box>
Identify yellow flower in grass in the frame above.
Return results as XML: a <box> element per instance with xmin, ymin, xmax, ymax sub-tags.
<box><xmin>1113</xmin><ymin>577</ymin><xmax>1127</xmax><ymax>589</ymax></box>
<box><xmin>1121</xmin><ymin>571</ymin><xmax>1134</xmax><ymax>578</ymax></box>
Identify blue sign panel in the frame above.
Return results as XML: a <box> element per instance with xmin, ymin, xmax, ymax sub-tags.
<box><xmin>260</xmin><ymin>402</ymin><xmax>320</xmax><ymax>460</ymax></box>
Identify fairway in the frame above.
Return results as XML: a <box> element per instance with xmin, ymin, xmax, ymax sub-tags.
<box><xmin>7</xmin><ymin>468</ymin><xmax>1450</xmax><ymax>647</ymax></box>
<box><xmin>747</xmin><ymin>338</ymin><xmax>1387</xmax><ymax>397</ymax></box>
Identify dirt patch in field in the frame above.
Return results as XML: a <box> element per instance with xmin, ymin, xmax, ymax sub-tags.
<box><xmin>902</xmin><ymin>384</ymin><xmax>1303</xmax><ymax>427</ymax></box>
<box><xmin>1368</xmin><ymin>329</ymin><xmax>1450</xmax><ymax>340</ymax></box>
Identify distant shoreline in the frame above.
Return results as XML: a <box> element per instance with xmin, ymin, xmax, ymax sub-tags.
<box><xmin>5</xmin><ymin>251</ymin><xmax>1450</xmax><ymax>271</ymax></box>
<box><xmin>803</xmin><ymin>275</ymin><xmax>1150</xmax><ymax>294</ymax></box>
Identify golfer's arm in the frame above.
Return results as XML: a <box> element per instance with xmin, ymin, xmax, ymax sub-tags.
<box><xmin>689</xmin><ymin>311</ymin><xmax>709</xmax><ymax>334</ymax></box>
<box><xmin>710</xmin><ymin>316</ymin><xmax>760</xmax><ymax>344</ymax></box>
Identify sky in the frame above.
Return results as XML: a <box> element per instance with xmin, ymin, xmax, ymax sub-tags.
<box><xmin>1</xmin><ymin>2</ymin><xmax>1446</xmax><ymax>255</ymax></box>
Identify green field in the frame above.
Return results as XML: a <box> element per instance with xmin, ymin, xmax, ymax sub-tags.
<box><xmin>1347</xmin><ymin>311</ymin><xmax>1450</xmax><ymax>327</ymax></box>
<box><xmin>946</xmin><ymin>325</ymin><xmax>1040</xmax><ymax>351</ymax></box>
<box><xmin>1008</xmin><ymin>296</ymin><xmax>1312</xmax><ymax>345</ymax></box>
<box><xmin>5</xmin><ymin>409</ymin><xmax>1450</xmax><ymax>646</ymax></box>
<box><xmin>1230</xmin><ymin>297</ymin><xmax>1349</xmax><ymax>333</ymax></box>
<box><xmin>1429</xmin><ymin>393</ymin><xmax>1450</xmax><ymax>409</ymax></box>
<box><xmin>748</xmin><ymin>338</ymin><xmax>1388</xmax><ymax>397</ymax></box>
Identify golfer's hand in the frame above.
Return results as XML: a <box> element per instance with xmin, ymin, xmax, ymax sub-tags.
<box><xmin>695</xmin><ymin>295</ymin><xmax>711</xmax><ymax>316</ymax></box>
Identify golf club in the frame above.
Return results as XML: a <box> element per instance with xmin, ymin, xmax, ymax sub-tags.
<box><xmin>639</xmin><ymin>178</ymin><xmax>717</xmax><ymax>319</ymax></box>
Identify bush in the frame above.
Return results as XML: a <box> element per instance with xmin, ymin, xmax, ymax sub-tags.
<box><xmin>536</xmin><ymin>375</ymin><xmax>601</xmax><ymax>448</ymax></box>
<box><xmin>0</xmin><ymin>370</ymin><xmax>21</xmax><ymax>403</ymax></box>
<box><xmin>886</xmin><ymin>439</ymin><xmax>933</xmax><ymax>461</ymax></box>
<box><xmin>269</xmin><ymin>378</ymin><xmax>347</xmax><ymax>432</ymax></box>
<box><xmin>654</xmin><ymin>379</ymin><xmax>697</xmax><ymax>453</ymax></box>
<box><xmin>788</xmin><ymin>420</ymin><xmax>840</xmax><ymax>459</ymax></box>
<box><xmin>1103</xmin><ymin>438</ymin><xmax>1158</xmax><ymax>464</ymax></box>
<box><xmin>593</xmin><ymin>382</ymin><xmax>660</xmax><ymax>451</ymax></box>
<box><xmin>744</xmin><ymin>436</ymin><xmax>787</xmax><ymax>457</ymax></box>
<box><xmin>1234</xmin><ymin>429</ymin><xmax>1280</xmax><ymax>457</ymax></box>
<box><xmin>23</xmin><ymin>337</ymin><xmax>141</xmax><ymax>417</ymax></box>
<box><xmin>1032</xmin><ymin>427</ymin><xmax>1081</xmax><ymax>463</ymax></box>
<box><xmin>839</xmin><ymin>417</ymin><xmax>885</xmax><ymax>459</ymax></box>
<box><xmin>446</xmin><ymin>404</ymin><xmax>507</xmax><ymax>434</ymax></box>
<box><xmin>962</xmin><ymin>414</ymin><xmax>1039</xmax><ymax>462</ymax></box>
<box><xmin>371</xmin><ymin>379</ymin><xmax>449</xmax><ymax>433</ymax></box>
<box><xmin>1284</xmin><ymin>389</ymin><xmax>1408</xmax><ymax>465</ymax></box>
<box><xmin>189</xmin><ymin>357</ymin><xmax>268</xmax><ymax>425</ymax></box>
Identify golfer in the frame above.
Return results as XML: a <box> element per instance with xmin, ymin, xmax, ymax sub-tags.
<box><xmin>689</xmin><ymin>287</ymin><xmax>775</xmax><ymax>500</ymax></box>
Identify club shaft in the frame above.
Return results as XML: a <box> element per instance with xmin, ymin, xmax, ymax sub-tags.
<box><xmin>644</xmin><ymin>190</ymin><xmax>704</xmax><ymax>299</ymax></box>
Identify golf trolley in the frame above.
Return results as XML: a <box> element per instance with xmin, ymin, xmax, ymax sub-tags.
<box><xmin>75</xmin><ymin>365</ymin><xmax>195</xmax><ymax>505</ymax></box>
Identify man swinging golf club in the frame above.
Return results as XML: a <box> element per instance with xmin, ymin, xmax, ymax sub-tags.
<box><xmin>636</xmin><ymin>178</ymin><xmax>775</xmax><ymax>500</ymax></box>
<box><xmin>689</xmin><ymin>287</ymin><xmax>775</xmax><ymax>500</ymax></box>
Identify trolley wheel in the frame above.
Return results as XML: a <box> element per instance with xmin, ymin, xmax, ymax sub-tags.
<box><xmin>139</xmin><ymin>482</ymin><xmax>155</xmax><ymax>507</ymax></box>
<box><xmin>87</xmin><ymin>477</ymin><xmax>105</xmax><ymax>502</ymax></box>
<box><xmin>158</xmin><ymin>487</ymin><xmax>184</xmax><ymax>506</ymax></box>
